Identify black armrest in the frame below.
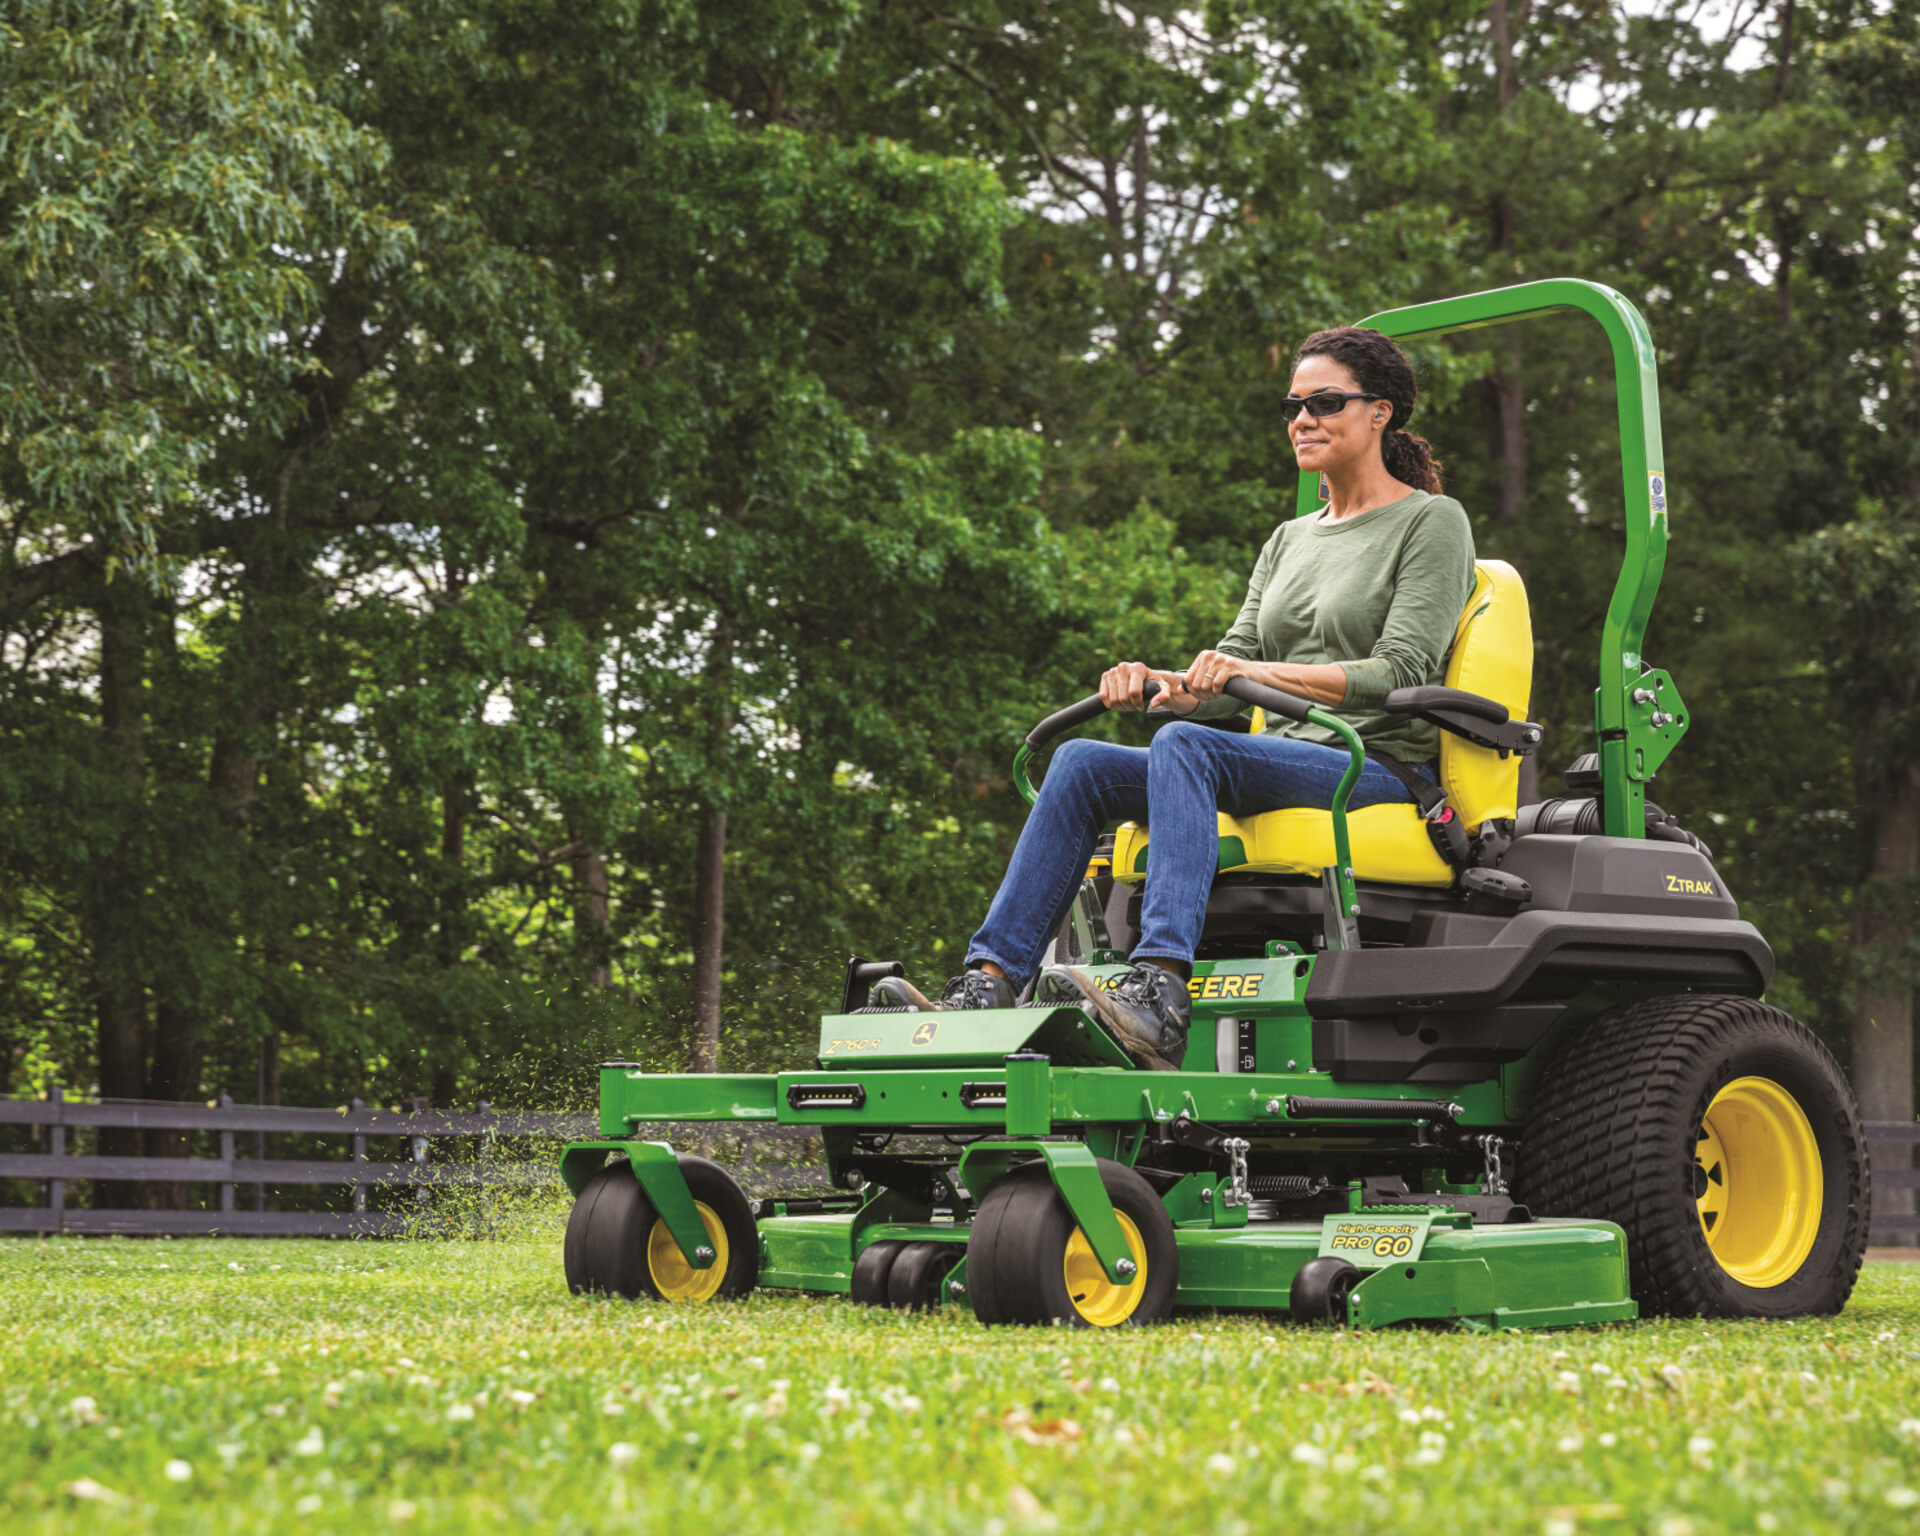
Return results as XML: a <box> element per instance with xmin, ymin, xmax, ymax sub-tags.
<box><xmin>1383</xmin><ymin>685</ymin><xmax>1542</xmax><ymax>757</ymax></box>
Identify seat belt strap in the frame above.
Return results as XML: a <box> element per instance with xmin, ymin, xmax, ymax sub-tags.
<box><xmin>1366</xmin><ymin>750</ymin><xmax>1471</xmax><ymax>868</ymax></box>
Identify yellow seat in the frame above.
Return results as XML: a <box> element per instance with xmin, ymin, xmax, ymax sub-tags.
<box><xmin>1111</xmin><ymin>560</ymin><xmax>1532</xmax><ymax>890</ymax></box>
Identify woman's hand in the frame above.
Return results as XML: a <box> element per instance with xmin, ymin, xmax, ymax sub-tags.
<box><xmin>1184</xmin><ymin>650</ymin><xmax>1248</xmax><ymax>702</ymax></box>
<box><xmin>1100</xmin><ymin>662</ymin><xmax>1199</xmax><ymax>715</ymax></box>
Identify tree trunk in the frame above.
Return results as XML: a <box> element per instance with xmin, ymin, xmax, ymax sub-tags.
<box><xmin>143</xmin><ymin>999</ymin><xmax>204</xmax><ymax>1210</ymax></box>
<box><xmin>1852</xmin><ymin>747</ymin><xmax>1917</xmax><ymax>1245</ymax></box>
<box><xmin>571</xmin><ymin>846</ymin><xmax>613</xmax><ymax>986</ymax></box>
<box><xmin>91</xmin><ymin>582</ymin><xmax>149</xmax><ymax>1208</ymax></box>
<box><xmin>690</xmin><ymin>809</ymin><xmax>727</xmax><ymax>1073</ymax></box>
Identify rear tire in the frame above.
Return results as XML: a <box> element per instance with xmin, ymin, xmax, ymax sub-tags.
<box><xmin>1515</xmin><ymin>994</ymin><xmax>1868</xmax><ymax>1318</ymax></box>
<box><xmin>968</xmin><ymin>1159</ymin><xmax>1177</xmax><ymax>1328</ymax></box>
<box><xmin>563</xmin><ymin>1155</ymin><xmax>758</xmax><ymax>1302</ymax></box>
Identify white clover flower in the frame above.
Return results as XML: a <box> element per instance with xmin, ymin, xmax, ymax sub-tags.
<box><xmin>1546</xmin><ymin>1519</ymin><xmax>1576</xmax><ymax>1536</ymax></box>
<box><xmin>1291</xmin><ymin>1443</ymin><xmax>1327</xmax><ymax>1467</ymax></box>
<box><xmin>1655</xmin><ymin>1518</ymin><xmax>1695</xmax><ymax>1536</ymax></box>
<box><xmin>293</xmin><ymin>1429</ymin><xmax>324</xmax><ymax>1457</ymax></box>
<box><xmin>294</xmin><ymin>1494</ymin><xmax>323</xmax><ymax>1515</ymax></box>
<box><xmin>388</xmin><ymin>1500</ymin><xmax>417</xmax><ymax>1522</ymax></box>
<box><xmin>447</xmin><ymin>1404</ymin><xmax>475</xmax><ymax>1422</ymax></box>
<box><xmin>398</xmin><ymin>1357</ymin><xmax>417</xmax><ymax>1369</ymax></box>
<box><xmin>1598</xmin><ymin>1433</ymin><xmax>1618</xmax><ymax>1449</ymax></box>
<box><xmin>1687</xmin><ymin>1435</ymin><xmax>1716</xmax><ymax>1457</ymax></box>
<box><xmin>1588</xmin><ymin>1362</ymin><xmax>1612</xmax><ymax>1376</ymax></box>
<box><xmin>822</xmin><ymin>1384</ymin><xmax>852</xmax><ymax>1409</ymax></box>
<box><xmin>1099</xmin><ymin>1377</ymin><xmax>1121</xmax><ymax>1393</ymax></box>
<box><xmin>1205</xmin><ymin>1453</ymin><xmax>1236</xmax><ymax>1476</ymax></box>
<box><xmin>746</xmin><ymin>1356</ymin><xmax>767</xmax><ymax>1370</ymax></box>
<box><xmin>1397</xmin><ymin>1408</ymin><xmax>1422</xmax><ymax>1426</ymax></box>
<box><xmin>607</xmin><ymin>1442</ymin><xmax>640</xmax><ymax>1469</ymax></box>
<box><xmin>1419</xmin><ymin>1406</ymin><xmax>1445</xmax><ymax>1421</ymax></box>
<box><xmin>1111</xmin><ymin>1426</ymin><xmax>1134</xmax><ymax>1446</ymax></box>
<box><xmin>1885</xmin><ymin>1488</ymin><xmax>1919</xmax><ymax>1510</ymax></box>
<box><xmin>1556</xmin><ymin>1434</ymin><xmax>1582</xmax><ymax>1454</ymax></box>
<box><xmin>1874</xmin><ymin>1331</ymin><xmax>1895</xmax><ymax>1344</ymax></box>
<box><xmin>61</xmin><ymin>1477</ymin><xmax>124</xmax><ymax>1504</ymax></box>
<box><xmin>1410</xmin><ymin>1446</ymin><xmax>1445</xmax><ymax>1467</ymax></box>
<box><xmin>163</xmin><ymin>1459</ymin><xmax>192</xmax><ymax>1483</ymax></box>
<box><xmin>507</xmin><ymin>1389</ymin><xmax>536</xmax><ymax>1407</ymax></box>
<box><xmin>601</xmin><ymin>1401</ymin><xmax>626</xmax><ymax>1415</ymax></box>
<box><xmin>1897</xmin><ymin>1419</ymin><xmax>1920</xmax><ymax>1442</ymax></box>
<box><xmin>798</xmin><ymin>1441</ymin><xmax>822</xmax><ymax>1465</ymax></box>
<box><xmin>1419</xmin><ymin>1430</ymin><xmax>1447</xmax><ymax>1450</ymax></box>
<box><xmin>1331</xmin><ymin>1451</ymin><xmax>1359</xmax><ymax>1474</ymax></box>
<box><xmin>1659</xmin><ymin>1364</ymin><xmax>1686</xmax><ymax>1391</ymax></box>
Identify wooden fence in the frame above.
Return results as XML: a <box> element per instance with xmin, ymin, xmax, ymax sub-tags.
<box><xmin>0</xmin><ymin>1089</ymin><xmax>1913</xmax><ymax>1239</ymax></box>
<box><xmin>0</xmin><ymin>1090</ymin><xmax>829</xmax><ymax>1237</ymax></box>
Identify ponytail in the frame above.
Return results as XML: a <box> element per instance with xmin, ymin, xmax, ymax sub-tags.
<box><xmin>1293</xmin><ymin>326</ymin><xmax>1445</xmax><ymax>494</ymax></box>
<box><xmin>1382</xmin><ymin>429</ymin><xmax>1444</xmax><ymax>494</ymax></box>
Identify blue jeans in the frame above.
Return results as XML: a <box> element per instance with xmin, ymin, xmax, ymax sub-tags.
<box><xmin>967</xmin><ymin>722</ymin><xmax>1436</xmax><ymax>987</ymax></box>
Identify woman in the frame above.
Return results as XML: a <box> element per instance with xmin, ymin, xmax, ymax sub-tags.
<box><xmin>894</xmin><ymin>326</ymin><xmax>1475</xmax><ymax>1069</ymax></box>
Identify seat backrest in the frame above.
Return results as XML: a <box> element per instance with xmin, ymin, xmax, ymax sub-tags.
<box><xmin>1441</xmin><ymin>559</ymin><xmax>1532</xmax><ymax>828</ymax></box>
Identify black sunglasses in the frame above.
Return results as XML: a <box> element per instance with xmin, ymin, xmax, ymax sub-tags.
<box><xmin>1281</xmin><ymin>390</ymin><xmax>1384</xmax><ymax>422</ymax></box>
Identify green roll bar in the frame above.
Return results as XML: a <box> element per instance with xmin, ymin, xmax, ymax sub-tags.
<box><xmin>1304</xmin><ymin>279</ymin><xmax>1680</xmax><ymax>838</ymax></box>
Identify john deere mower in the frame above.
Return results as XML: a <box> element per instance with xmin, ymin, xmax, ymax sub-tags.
<box><xmin>560</xmin><ymin>280</ymin><xmax>1870</xmax><ymax>1329</ymax></box>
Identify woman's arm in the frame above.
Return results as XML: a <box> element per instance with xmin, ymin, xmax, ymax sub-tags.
<box><xmin>1182</xmin><ymin>653</ymin><xmax>1347</xmax><ymax>707</ymax></box>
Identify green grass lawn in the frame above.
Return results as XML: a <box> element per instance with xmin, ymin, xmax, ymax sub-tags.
<box><xmin>3</xmin><ymin>1228</ymin><xmax>1918</xmax><ymax>1535</ymax></box>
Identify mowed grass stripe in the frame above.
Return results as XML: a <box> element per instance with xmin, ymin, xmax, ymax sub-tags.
<box><xmin>1</xmin><ymin>1230</ymin><xmax>1917</xmax><ymax>1534</ymax></box>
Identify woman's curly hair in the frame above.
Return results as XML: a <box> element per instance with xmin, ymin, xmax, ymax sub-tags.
<box><xmin>1293</xmin><ymin>326</ymin><xmax>1444</xmax><ymax>494</ymax></box>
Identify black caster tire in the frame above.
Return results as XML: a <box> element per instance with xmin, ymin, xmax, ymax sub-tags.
<box><xmin>887</xmin><ymin>1241</ymin><xmax>959</xmax><ymax>1310</ymax></box>
<box><xmin>1516</xmin><ymin>994</ymin><xmax>1869</xmax><ymax>1318</ymax></box>
<box><xmin>962</xmin><ymin>1164</ymin><xmax>1049</xmax><ymax>1324</ymax></box>
<box><xmin>563</xmin><ymin>1155</ymin><xmax>758</xmax><ymax>1302</ymax></box>
<box><xmin>1290</xmin><ymin>1257</ymin><xmax>1363</xmax><ymax>1325</ymax></box>
<box><xmin>850</xmin><ymin>1240</ymin><xmax>906</xmax><ymax>1306</ymax></box>
<box><xmin>969</xmin><ymin>1158</ymin><xmax>1178</xmax><ymax>1328</ymax></box>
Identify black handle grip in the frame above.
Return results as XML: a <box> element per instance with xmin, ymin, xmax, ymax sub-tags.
<box><xmin>1024</xmin><ymin>679</ymin><xmax>1167</xmax><ymax>750</ymax></box>
<box><xmin>1222</xmin><ymin>675</ymin><xmax>1314</xmax><ymax>723</ymax></box>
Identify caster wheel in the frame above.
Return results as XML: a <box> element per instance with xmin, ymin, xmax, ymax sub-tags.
<box><xmin>886</xmin><ymin>1241</ymin><xmax>959</xmax><ymax>1310</ymax></box>
<box><xmin>967</xmin><ymin>1159</ymin><xmax>1177</xmax><ymax>1328</ymax></box>
<box><xmin>850</xmin><ymin>1240</ymin><xmax>906</xmax><ymax>1305</ymax></box>
<box><xmin>563</xmin><ymin>1155</ymin><xmax>758</xmax><ymax>1302</ymax></box>
<box><xmin>1290</xmin><ymin>1256</ymin><xmax>1363</xmax><ymax>1325</ymax></box>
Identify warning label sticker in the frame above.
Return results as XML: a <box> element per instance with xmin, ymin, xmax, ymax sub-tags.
<box><xmin>1649</xmin><ymin>472</ymin><xmax>1668</xmax><ymax>515</ymax></box>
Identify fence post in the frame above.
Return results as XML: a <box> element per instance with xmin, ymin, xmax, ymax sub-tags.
<box><xmin>476</xmin><ymin>1100</ymin><xmax>492</xmax><ymax>1237</ymax></box>
<box><xmin>410</xmin><ymin>1097</ymin><xmax>429</xmax><ymax>1208</ymax></box>
<box><xmin>351</xmin><ymin>1098</ymin><xmax>367</xmax><ymax>1214</ymax></box>
<box><xmin>47</xmin><ymin>1083</ymin><xmax>65</xmax><ymax>1237</ymax></box>
<box><xmin>218</xmin><ymin>1093</ymin><xmax>235</xmax><ymax>1214</ymax></box>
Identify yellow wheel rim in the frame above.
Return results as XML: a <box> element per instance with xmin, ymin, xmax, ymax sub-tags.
<box><xmin>646</xmin><ymin>1202</ymin><xmax>728</xmax><ymax>1302</ymax></box>
<box><xmin>1695</xmin><ymin>1076</ymin><xmax>1823</xmax><ymax>1288</ymax></box>
<box><xmin>1061</xmin><ymin>1212</ymin><xmax>1147</xmax><ymax>1327</ymax></box>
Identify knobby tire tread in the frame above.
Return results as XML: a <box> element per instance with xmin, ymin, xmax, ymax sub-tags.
<box><xmin>1515</xmin><ymin>993</ymin><xmax>1867</xmax><ymax>1318</ymax></box>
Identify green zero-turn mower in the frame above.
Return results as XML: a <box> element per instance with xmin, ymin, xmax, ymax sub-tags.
<box><xmin>560</xmin><ymin>279</ymin><xmax>1871</xmax><ymax>1329</ymax></box>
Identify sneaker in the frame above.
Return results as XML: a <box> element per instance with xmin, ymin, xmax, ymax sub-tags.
<box><xmin>1065</xmin><ymin>963</ymin><xmax>1192</xmax><ymax>1071</ymax></box>
<box><xmin>869</xmin><ymin>967</ymin><xmax>1015</xmax><ymax>1012</ymax></box>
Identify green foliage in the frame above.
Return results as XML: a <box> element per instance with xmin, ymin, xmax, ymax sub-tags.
<box><xmin>0</xmin><ymin>0</ymin><xmax>1915</xmax><ymax>1110</ymax></box>
<box><xmin>2</xmin><ymin>1238</ymin><xmax>1920</xmax><ymax>1532</ymax></box>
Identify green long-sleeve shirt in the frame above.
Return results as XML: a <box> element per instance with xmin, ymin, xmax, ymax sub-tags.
<box><xmin>1200</xmin><ymin>491</ymin><xmax>1476</xmax><ymax>763</ymax></box>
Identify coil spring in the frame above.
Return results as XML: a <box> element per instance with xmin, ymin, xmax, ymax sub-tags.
<box><xmin>1247</xmin><ymin>1175</ymin><xmax>1328</xmax><ymax>1199</ymax></box>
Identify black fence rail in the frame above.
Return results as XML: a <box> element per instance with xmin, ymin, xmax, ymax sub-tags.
<box><xmin>0</xmin><ymin>1090</ymin><xmax>829</xmax><ymax>1238</ymax></box>
<box><xmin>0</xmin><ymin>1090</ymin><xmax>1912</xmax><ymax>1240</ymax></box>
